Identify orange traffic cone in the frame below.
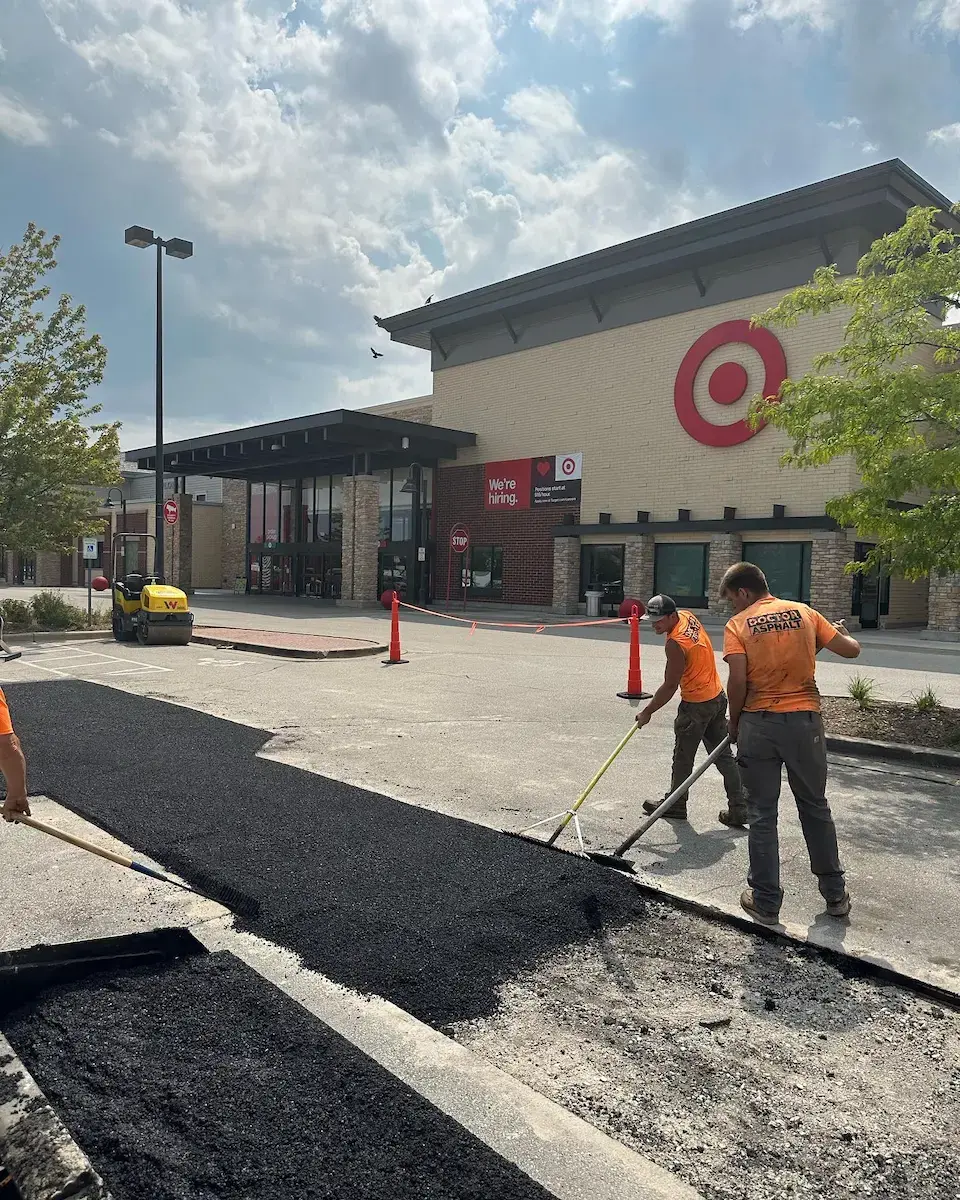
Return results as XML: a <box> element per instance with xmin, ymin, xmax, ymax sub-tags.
<box><xmin>617</xmin><ymin>606</ymin><xmax>650</xmax><ymax>699</ymax></box>
<box><xmin>382</xmin><ymin>591</ymin><xmax>408</xmax><ymax>665</ymax></box>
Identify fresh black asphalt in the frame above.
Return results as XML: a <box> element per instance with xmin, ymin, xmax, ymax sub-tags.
<box><xmin>1</xmin><ymin>951</ymin><xmax>556</xmax><ymax>1200</ymax></box>
<box><xmin>6</xmin><ymin>680</ymin><xmax>643</xmax><ymax>1027</ymax></box>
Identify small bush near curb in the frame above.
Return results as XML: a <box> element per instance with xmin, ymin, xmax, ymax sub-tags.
<box><xmin>913</xmin><ymin>686</ymin><xmax>941</xmax><ymax>714</ymax></box>
<box><xmin>0</xmin><ymin>592</ymin><xmax>111</xmax><ymax>633</ymax></box>
<box><xmin>847</xmin><ymin>674</ymin><xmax>877</xmax><ymax>710</ymax></box>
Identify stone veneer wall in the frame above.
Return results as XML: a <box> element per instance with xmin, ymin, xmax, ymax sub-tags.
<box><xmin>552</xmin><ymin>537</ymin><xmax>580</xmax><ymax>614</ymax></box>
<box><xmin>808</xmin><ymin>532</ymin><xmax>854</xmax><ymax>623</ymax></box>
<box><xmin>928</xmin><ymin>571</ymin><xmax>960</xmax><ymax>633</ymax></box>
<box><xmin>163</xmin><ymin>494</ymin><xmax>194</xmax><ymax>594</ymax></box>
<box><xmin>707</xmin><ymin>534</ymin><xmax>744</xmax><ymax>615</ymax></box>
<box><xmin>623</xmin><ymin>536</ymin><xmax>654</xmax><ymax>605</ymax></box>
<box><xmin>339</xmin><ymin>475</ymin><xmax>380</xmax><ymax>605</ymax></box>
<box><xmin>220</xmin><ymin>480</ymin><xmax>248</xmax><ymax>587</ymax></box>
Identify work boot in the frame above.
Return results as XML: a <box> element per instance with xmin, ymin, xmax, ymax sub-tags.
<box><xmin>825</xmin><ymin>891</ymin><xmax>852</xmax><ymax>919</ymax></box>
<box><xmin>643</xmin><ymin>797</ymin><xmax>687</xmax><ymax>821</ymax></box>
<box><xmin>719</xmin><ymin>806</ymin><xmax>749</xmax><ymax>829</ymax></box>
<box><xmin>740</xmin><ymin>889</ymin><xmax>781</xmax><ymax>926</ymax></box>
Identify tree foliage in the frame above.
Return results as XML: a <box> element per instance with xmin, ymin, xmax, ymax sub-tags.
<box><xmin>0</xmin><ymin>223</ymin><xmax>120</xmax><ymax>552</ymax></box>
<box><xmin>751</xmin><ymin>204</ymin><xmax>960</xmax><ymax>579</ymax></box>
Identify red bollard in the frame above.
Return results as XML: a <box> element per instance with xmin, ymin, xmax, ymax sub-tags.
<box><xmin>617</xmin><ymin>605</ymin><xmax>651</xmax><ymax>699</ymax></box>
<box><xmin>382</xmin><ymin>591</ymin><xmax>408</xmax><ymax>666</ymax></box>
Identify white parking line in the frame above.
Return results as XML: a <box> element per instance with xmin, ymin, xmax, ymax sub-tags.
<box><xmin>20</xmin><ymin>647</ymin><xmax>171</xmax><ymax>677</ymax></box>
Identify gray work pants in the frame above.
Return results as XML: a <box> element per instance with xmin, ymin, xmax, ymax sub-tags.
<box><xmin>736</xmin><ymin>711</ymin><xmax>846</xmax><ymax>914</ymax></box>
<box><xmin>667</xmin><ymin>694</ymin><xmax>747</xmax><ymax>816</ymax></box>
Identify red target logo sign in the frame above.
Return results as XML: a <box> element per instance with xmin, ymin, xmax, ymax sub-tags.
<box><xmin>674</xmin><ymin>319</ymin><xmax>787</xmax><ymax>448</ymax></box>
<box><xmin>560</xmin><ymin>456</ymin><xmax>577</xmax><ymax>476</ymax></box>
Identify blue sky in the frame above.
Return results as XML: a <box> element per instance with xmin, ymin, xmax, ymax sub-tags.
<box><xmin>2</xmin><ymin>0</ymin><xmax>960</xmax><ymax>451</ymax></box>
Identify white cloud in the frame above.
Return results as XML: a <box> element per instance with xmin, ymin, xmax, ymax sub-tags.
<box><xmin>732</xmin><ymin>0</ymin><xmax>835</xmax><ymax>30</ymax></box>
<box><xmin>0</xmin><ymin>88</ymin><xmax>50</xmax><ymax>145</ymax></box>
<box><xmin>826</xmin><ymin>116</ymin><xmax>862</xmax><ymax>131</ymax></box>
<box><xmin>530</xmin><ymin>0</ymin><xmax>691</xmax><ymax>38</ymax></box>
<box><xmin>928</xmin><ymin>121</ymin><xmax>960</xmax><ymax>144</ymax></box>
<box><xmin>608</xmin><ymin>69</ymin><xmax>633</xmax><ymax>89</ymax></box>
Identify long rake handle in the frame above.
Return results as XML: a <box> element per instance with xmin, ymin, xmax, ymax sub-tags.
<box><xmin>614</xmin><ymin>735</ymin><xmax>732</xmax><ymax>855</ymax></box>
<box><xmin>546</xmin><ymin>723</ymin><xmax>639</xmax><ymax>845</ymax></box>
<box><xmin>15</xmin><ymin>815</ymin><xmax>188</xmax><ymax>890</ymax></box>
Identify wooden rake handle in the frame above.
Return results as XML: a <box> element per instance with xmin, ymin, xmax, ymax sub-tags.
<box><xmin>15</xmin><ymin>815</ymin><xmax>139</xmax><ymax>870</ymax></box>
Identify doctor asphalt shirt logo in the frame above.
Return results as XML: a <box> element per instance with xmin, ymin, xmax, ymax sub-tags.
<box><xmin>745</xmin><ymin>608</ymin><xmax>804</xmax><ymax>636</ymax></box>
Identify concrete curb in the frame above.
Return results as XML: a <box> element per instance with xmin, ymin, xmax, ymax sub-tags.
<box><xmin>825</xmin><ymin>734</ymin><xmax>960</xmax><ymax>771</ymax></box>
<box><xmin>4</xmin><ymin>630</ymin><xmax>110</xmax><ymax>645</ymax></box>
<box><xmin>628</xmin><ymin>876</ymin><xmax>960</xmax><ymax>1010</ymax></box>
<box><xmin>0</xmin><ymin>1033</ymin><xmax>111</xmax><ymax>1200</ymax></box>
<box><xmin>191</xmin><ymin>631</ymin><xmax>388</xmax><ymax>660</ymax></box>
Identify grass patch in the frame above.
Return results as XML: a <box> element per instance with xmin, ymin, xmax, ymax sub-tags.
<box><xmin>847</xmin><ymin>674</ymin><xmax>877</xmax><ymax>711</ymax></box>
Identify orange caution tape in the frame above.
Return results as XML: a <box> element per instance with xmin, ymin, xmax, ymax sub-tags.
<box><xmin>398</xmin><ymin>602</ymin><xmax>625</xmax><ymax>633</ymax></box>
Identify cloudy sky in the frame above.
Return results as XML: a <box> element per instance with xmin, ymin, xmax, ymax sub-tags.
<box><xmin>1</xmin><ymin>0</ymin><xmax>960</xmax><ymax>451</ymax></box>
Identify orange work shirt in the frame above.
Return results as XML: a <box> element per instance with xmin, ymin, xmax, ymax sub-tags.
<box><xmin>668</xmin><ymin>611</ymin><xmax>723</xmax><ymax>703</ymax></box>
<box><xmin>723</xmin><ymin>597</ymin><xmax>838</xmax><ymax>713</ymax></box>
<box><xmin>0</xmin><ymin>688</ymin><xmax>12</xmax><ymax>736</ymax></box>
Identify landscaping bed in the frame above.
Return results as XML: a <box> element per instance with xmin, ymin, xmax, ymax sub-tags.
<box><xmin>822</xmin><ymin>694</ymin><xmax>960</xmax><ymax>752</ymax></box>
<box><xmin>0</xmin><ymin>592</ymin><xmax>110</xmax><ymax>635</ymax></box>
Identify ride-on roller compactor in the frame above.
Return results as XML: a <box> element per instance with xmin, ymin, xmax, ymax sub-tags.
<box><xmin>111</xmin><ymin>534</ymin><xmax>194</xmax><ymax>646</ymax></box>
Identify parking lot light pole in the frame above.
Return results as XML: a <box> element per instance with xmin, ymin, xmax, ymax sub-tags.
<box><xmin>104</xmin><ymin>487</ymin><xmax>127</xmax><ymax>578</ymax></box>
<box><xmin>124</xmin><ymin>226</ymin><xmax>193</xmax><ymax>578</ymax></box>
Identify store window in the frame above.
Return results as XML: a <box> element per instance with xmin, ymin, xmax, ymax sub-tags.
<box><xmin>469</xmin><ymin>546</ymin><xmax>504</xmax><ymax>598</ymax></box>
<box><xmin>653</xmin><ymin>544</ymin><xmax>709</xmax><ymax>607</ymax></box>
<box><xmin>249</xmin><ymin>483</ymin><xmax>265</xmax><ymax>544</ymax></box>
<box><xmin>379</xmin><ymin>471</ymin><xmax>393</xmax><ymax>542</ymax></box>
<box><xmin>579</xmin><ymin>545</ymin><xmax>625</xmax><ymax>604</ymax></box>
<box><xmin>331</xmin><ymin>476</ymin><xmax>343</xmax><ymax>541</ymax></box>
<box><xmin>280</xmin><ymin>481</ymin><xmax>296</xmax><ymax>542</ymax></box>
<box><xmin>391</xmin><ymin>471</ymin><xmax>415</xmax><ymax>542</ymax></box>
<box><xmin>743</xmin><ymin>542</ymin><xmax>812</xmax><ymax>604</ymax></box>
<box><xmin>264</xmin><ymin>482</ymin><xmax>280</xmax><ymax>544</ymax></box>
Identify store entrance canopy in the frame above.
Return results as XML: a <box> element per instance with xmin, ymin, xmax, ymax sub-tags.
<box><xmin>125</xmin><ymin>409</ymin><xmax>476</xmax><ymax>480</ymax></box>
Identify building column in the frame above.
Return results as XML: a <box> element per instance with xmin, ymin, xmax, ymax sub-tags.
<box><xmin>220</xmin><ymin>480</ymin><xmax>248</xmax><ymax>589</ymax></box>
<box><xmin>339</xmin><ymin>474</ymin><xmax>380</xmax><ymax>606</ymax></box>
<box><xmin>623</xmin><ymin>536</ymin><xmax>654</xmax><ymax>605</ymax></box>
<box><xmin>552</xmin><ymin>536</ymin><xmax>580</xmax><ymax>615</ymax></box>
<box><xmin>708</xmin><ymin>533</ymin><xmax>743</xmax><ymax>615</ymax></box>
<box><xmin>809</xmin><ymin>531</ymin><xmax>853</xmax><ymax>623</ymax></box>
<box><xmin>163</xmin><ymin>494</ymin><xmax>194</xmax><ymax>595</ymax></box>
<box><xmin>34</xmin><ymin>551</ymin><xmax>61</xmax><ymax>588</ymax></box>
<box><xmin>928</xmin><ymin>571</ymin><xmax>960</xmax><ymax>633</ymax></box>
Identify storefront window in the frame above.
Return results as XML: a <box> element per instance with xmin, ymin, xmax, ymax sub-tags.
<box><xmin>264</xmin><ymin>482</ymin><xmax>280</xmax><ymax>544</ymax></box>
<box><xmin>579</xmin><ymin>545</ymin><xmax>625</xmax><ymax>604</ymax></box>
<box><xmin>654</xmin><ymin>543</ymin><xmax>709</xmax><ymax>607</ymax></box>
<box><xmin>249</xmin><ymin>552</ymin><xmax>261</xmax><ymax>591</ymax></box>
<box><xmin>314</xmin><ymin>476</ymin><xmax>332</xmax><ymax>540</ymax></box>
<box><xmin>743</xmin><ymin>542</ymin><xmax>812</xmax><ymax>604</ymax></box>
<box><xmin>378</xmin><ymin>471</ymin><xmax>392</xmax><ymax>542</ymax></box>
<box><xmin>391</xmin><ymin>470</ymin><xmax>414</xmax><ymax>542</ymax></box>
<box><xmin>470</xmin><ymin>546</ymin><xmax>504</xmax><ymax>598</ymax></box>
<box><xmin>249</xmin><ymin>482</ymin><xmax>265</xmax><ymax>544</ymax></box>
<box><xmin>280</xmin><ymin>481</ymin><xmax>296</xmax><ymax>543</ymax></box>
<box><xmin>301</xmin><ymin>479</ymin><xmax>314</xmax><ymax>543</ymax></box>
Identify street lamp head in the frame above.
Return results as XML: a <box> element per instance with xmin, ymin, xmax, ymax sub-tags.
<box><xmin>104</xmin><ymin>497</ymin><xmax>115</xmax><ymax>509</ymax></box>
<box><xmin>124</xmin><ymin>225</ymin><xmax>155</xmax><ymax>249</ymax></box>
<box><xmin>164</xmin><ymin>238</ymin><xmax>194</xmax><ymax>260</ymax></box>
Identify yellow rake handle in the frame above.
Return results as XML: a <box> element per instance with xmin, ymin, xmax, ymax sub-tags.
<box><xmin>546</xmin><ymin>723</ymin><xmax>639</xmax><ymax>845</ymax></box>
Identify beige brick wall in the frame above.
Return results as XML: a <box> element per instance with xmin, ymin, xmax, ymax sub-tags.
<box><xmin>430</xmin><ymin>288</ymin><xmax>858</xmax><ymax>522</ymax></box>
<box><xmin>191</xmin><ymin>505</ymin><xmax>223</xmax><ymax>589</ymax></box>
<box><xmin>361</xmin><ymin>396</ymin><xmax>433</xmax><ymax>424</ymax></box>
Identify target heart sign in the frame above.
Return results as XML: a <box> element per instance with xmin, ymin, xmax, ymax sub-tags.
<box><xmin>674</xmin><ymin>319</ymin><xmax>787</xmax><ymax>448</ymax></box>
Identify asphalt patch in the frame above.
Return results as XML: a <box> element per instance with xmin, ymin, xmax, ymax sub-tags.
<box><xmin>1</xmin><ymin>951</ymin><xmax>557</xmax><ymax>1200</ymax></box>
<box><xmin>6</xmin><ymin>680</ymin><xmax>643</xmax><ymax>1026</ymax></box>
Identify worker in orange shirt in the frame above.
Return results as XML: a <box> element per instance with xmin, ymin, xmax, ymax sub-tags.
<box><xmin>0</xmin><ymin>686</ymin><xmax>30</xmax><ymax>823</ymax></box>
<box><xmin>635</xmin><ymin>595</ymin><xmax>748</xmax><ymax>826</ymax></box>
<box><xmin>720</xmin><ymin>562</ymin><xmax>861</xmax><ymax>925</ymax></box>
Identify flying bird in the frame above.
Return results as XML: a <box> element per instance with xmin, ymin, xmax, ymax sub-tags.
<box><xmin>371</xmin><ymin>347</ymin><xmax>384</xmax><ymax>359</ymax></box>
<box><xmin>373</xmin><ymin>315</ymin><xmax>383</xmax><ymax>326</ymax></box>
<box><xmin>424</xmin><ymin>295</ymin><xmax>433</xmax><ymax>304</ymax></box>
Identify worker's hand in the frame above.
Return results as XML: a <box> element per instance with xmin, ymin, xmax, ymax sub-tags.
<box><xmin>635</xmin><ymin>710</ymin><xmax>652</xmax><ymax>729</ymax></box>
<box><xmin>833</xmin><ymin>619</ymin><xmax>848</xmax><ymax>633</ymax></box>
<box><xmin>1</xmin><ymin>793</ymin><xmax>30</xmax><ymax>822</ymax></box>
<box><xmin>727</xmin><ymin>719</ymin><xmax>739</xmax><ymax>745</ymax></box>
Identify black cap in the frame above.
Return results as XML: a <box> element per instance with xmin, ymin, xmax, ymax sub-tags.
<box><xmin>642</xmin><ymin>594</ymin><xmax>678</xmax><ymax>620</ymax></box>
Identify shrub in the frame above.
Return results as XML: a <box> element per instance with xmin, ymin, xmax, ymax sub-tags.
<box><xmin>847</xmin><ymin>674</ymin><xmax>877</xmax><ymax>711</ymax></box>
<box><xmin>30</xmin><ymin>590</ymin><xmax>79</xmax><ymax>631</ymax></box>
<box><xmin>0</xmin><ymin>599</ymin><xmax>34</xmax><ymax>631</ymax></box>
<box><xmin>913</xmin><ymin>686</ymin><xmax>941</xmax><ymax>714</ymax></box>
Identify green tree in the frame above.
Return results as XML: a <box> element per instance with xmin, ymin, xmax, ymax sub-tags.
<box><xmin>751</xmin><ymin>204</ymin><xmax>960</xmax><ymax>579</ymax></box>
<box><xmin>0</xmin><ymin>223</ymin><xmax>120</xmax><ymax>553</ymax></box>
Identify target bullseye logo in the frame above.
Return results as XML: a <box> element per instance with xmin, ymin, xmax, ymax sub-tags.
<box><xmin>674</xmin><ymin>319</ymin><xmax>787</xmax><ymax>447</ymax></box>
<box><xmin>560</xmin><ymin>456</ymin><xmax>578</xmax><ymax>477</ymax></box>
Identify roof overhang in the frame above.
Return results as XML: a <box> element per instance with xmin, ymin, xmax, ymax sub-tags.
<box><xmin>381</xmin><ymin>159</ymin><xmax>959</xmax><ymax>351</ymax></box>
<box><xmin>125</xmin><ymin>409</ymin><xmax>476</xmax><ymax>480</ymax></box>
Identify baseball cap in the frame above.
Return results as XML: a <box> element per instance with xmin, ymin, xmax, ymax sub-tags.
<box><xmin>642</xmin><ymin>594</ymin><xmax>678</xmax><ymax>620</ymax></box>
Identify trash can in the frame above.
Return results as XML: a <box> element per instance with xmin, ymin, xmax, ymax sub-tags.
<box><xmin>585</xmin><ymin>589</ymin><xmax>604</xmax><ymax>617</ymax></box>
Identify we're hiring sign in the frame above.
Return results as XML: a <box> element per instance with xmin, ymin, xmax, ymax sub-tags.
<box><xmin>484</xmin><ymin>454</ymin><xmax>583</xmax><ymax>510</ymax></box>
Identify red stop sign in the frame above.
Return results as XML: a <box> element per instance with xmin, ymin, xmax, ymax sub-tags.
<box><xmin>163</xmin><ymin>498</ymin><xmax>179</xmax><ymax>525</ymax></box>
<box><xmin>450</xmin><ymin>525</ymin><xmax>469</xmax><ymax>555</ymax></box>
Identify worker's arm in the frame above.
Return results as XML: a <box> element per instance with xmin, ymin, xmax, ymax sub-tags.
<box><xmin>824</xmin><ymin>620</ymin><xmax>861</xmax><ymax>659</ymax></box>
<box><xmin>636</xmin><ymin>640</ymin><xmax>685</xmax><ymax>727</ymax></box>
<box><xmin>724</xmin><ymin>653</ymin><xmax>748</xmax><ymax>743</ymax></box>
<box><xmin>0</xmin><ymin>733</ymin><xmax>30</xmax><ymax>821</ymax></box>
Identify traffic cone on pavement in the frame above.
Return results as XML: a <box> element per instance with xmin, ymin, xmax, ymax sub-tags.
<box><xmin>617</xmin><ymin>606</ymin><xmax>650</xmax><ymax>699</ymax></box>
<box><xmin>383</xmin><ymin>591</ymin><xmax>408</xmax><ymax>665</ymax></box>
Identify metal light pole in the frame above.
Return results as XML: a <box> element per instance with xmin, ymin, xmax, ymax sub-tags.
<box><xmin>124</xmin><ymin>226</ymin><xmax>193</xmax><ymax>579</ymax></box>
<box><xmin>104</xmin><ymin>487</ymin><xmax>127</xmax><ymax>580</ymax></box>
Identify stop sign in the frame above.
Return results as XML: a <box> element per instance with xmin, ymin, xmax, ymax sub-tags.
<box><xmin>450</xmin><ymin>525</ymin><xmax>469</xmax><ymax>555</ymax></box>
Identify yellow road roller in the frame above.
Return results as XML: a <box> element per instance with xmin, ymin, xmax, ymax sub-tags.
<box><xmin>111</xmin><ymin>534</ymin><xmax>194</xmax><ymax>646</ymax></box>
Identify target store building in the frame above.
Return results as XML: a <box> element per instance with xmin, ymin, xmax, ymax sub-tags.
<box><xmin>372</xmin><ymin>158</ymin><xmax>958</xmax><ymax>630</ymax></box>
